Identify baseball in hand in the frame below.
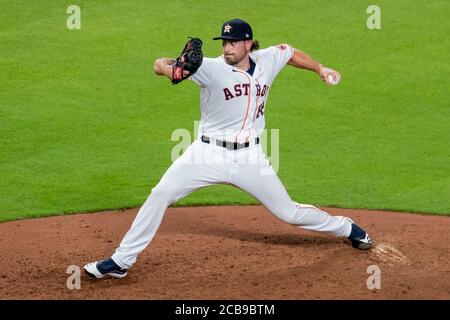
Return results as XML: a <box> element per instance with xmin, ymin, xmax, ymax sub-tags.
<box><xmin>327</xmin><ymin>74</ymin><xmax>339</xmax><ymax>86</ymax></box>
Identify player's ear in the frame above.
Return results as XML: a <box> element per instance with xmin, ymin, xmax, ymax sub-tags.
<box><xmin>245</xmin><ymin>40</ymin><xmax>253</xmax><ymax>51</ymax></box>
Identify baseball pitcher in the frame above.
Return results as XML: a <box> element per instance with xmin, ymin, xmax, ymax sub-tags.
<box><xmin>84</xmin><ymin>19</ymin><xmax>372</xmax><ymax>279</ymax></box>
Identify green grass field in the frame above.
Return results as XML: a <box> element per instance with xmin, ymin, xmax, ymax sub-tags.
<box><xmin>1</xmin><ymin>0</ymin><xmax>449</xmax><ymax>221</ymax></box>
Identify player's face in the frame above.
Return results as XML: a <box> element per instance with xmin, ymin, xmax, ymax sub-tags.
<box><xmin>222</xmin><ymin>40</ymin><xmax>252</xmax><ymax>65</ymax></box>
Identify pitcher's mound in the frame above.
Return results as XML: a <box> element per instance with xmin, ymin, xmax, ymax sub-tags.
<box><xmin>0</xmin><ymin>206</ymin><xmax>449</xmax><ymax>299</ymax></box>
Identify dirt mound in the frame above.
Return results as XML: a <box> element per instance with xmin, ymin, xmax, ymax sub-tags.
<box><xmin>0</xmin><ymin>206</ymin><xmax>449</xmax><ymax>299</ymax></box>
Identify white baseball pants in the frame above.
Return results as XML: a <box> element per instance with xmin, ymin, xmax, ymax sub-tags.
<box><xmin>112</xmin><ymin>139</ymin><xmax>352</xmax><ymax>268</ymax></box>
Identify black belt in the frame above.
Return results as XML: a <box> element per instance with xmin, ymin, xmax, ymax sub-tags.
<box><xmin>201</xmin><ymin>135</ymin><xmax>260</xmax><ymax>150</ymax></box>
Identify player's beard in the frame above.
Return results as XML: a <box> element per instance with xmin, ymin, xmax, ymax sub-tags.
<box><xmin>224</xmin><ymin>52</ymin><xmax>247</xmax><ymax>66</ymax></box>
<box><xmin>224</xmin><ymin>54</ymin><xmax>239</xmax><ymax>65</ymax></box>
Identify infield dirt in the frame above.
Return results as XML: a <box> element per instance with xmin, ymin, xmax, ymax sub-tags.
<box><xmin>0</xmin><ymin>206</ymin><xmax>449</xmax><ymax>299</ymax></box>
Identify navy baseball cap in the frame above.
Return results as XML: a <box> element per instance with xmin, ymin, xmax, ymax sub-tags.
<box><xmin>213</xmin><ymin>19</ymin><xmax>253</xmax><ymax>41</ymax></box>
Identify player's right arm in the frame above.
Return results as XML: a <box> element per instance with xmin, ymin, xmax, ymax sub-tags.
<box><xmin>153</xmin><ymin>58</ymin><xmax>190</xmax><ymax>80</ymax></box>
<box><xmin>263</xmin><ymin>44</ymin><xmax>341</xmax><ymax>85</ymax></box>
<box><xmin>287</xmin><ymin>48</ymin><xmax>340</xmax><ymax>85</ymax></box>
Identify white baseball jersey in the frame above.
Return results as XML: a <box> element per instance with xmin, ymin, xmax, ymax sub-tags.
<box><xmin>190</xmin><ymin>44</ymin><xmax>295</xmax><ymax>143</ymax></box>
<box><xmin>110</xmin><ymin>44</ymin><xmax>354</xmax><ymax>269</ymax></box>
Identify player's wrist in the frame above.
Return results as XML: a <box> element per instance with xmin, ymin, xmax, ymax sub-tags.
<box><xmin>164</xmin><ymin>64</ymin><xmax>176</xmax><ymax>79</ymax></box>
<box><xmin>317</xmin><ymin>63</ymin><xmax>324</xmax><ymax>75</ymax></box>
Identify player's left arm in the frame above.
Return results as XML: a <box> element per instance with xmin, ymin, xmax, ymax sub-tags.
<box><xmin>286</xmin><ymin>46</ymin><xmax>341</xmax><ymax>85</ymax></box>
<box><xmin>154</xmin><ymin>58</ymin><xmax>176</xmax><ymax>79</ymax></box>
<box><xmin>153</xmin><ymin>58</ymin><xmax>191</xmax><ymax>80</ymax></box>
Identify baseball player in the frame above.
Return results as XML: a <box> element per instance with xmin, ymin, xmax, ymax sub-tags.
<box><xmin>84</xmin><ymin>19</ymin><xmax>372</xmax><ymax>279</ymax></box>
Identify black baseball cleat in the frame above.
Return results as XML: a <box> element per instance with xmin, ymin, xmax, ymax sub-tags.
<box><xmin>84</xmin><ymin>258</ymin><xmax>128</xmax><ymax>279</ymax></box>
<box><xmin>346</xmin><ymin>220</ymin><xmax>373</xmax><ymax>250</ymax></box>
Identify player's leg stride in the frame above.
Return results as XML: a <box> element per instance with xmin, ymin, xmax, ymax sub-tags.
<box><xmin>84</xmin><ymin>19</ymin><xmax>373</xmax><ymax>279</ymax></box>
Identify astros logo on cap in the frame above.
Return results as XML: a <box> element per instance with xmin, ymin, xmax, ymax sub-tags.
<box><xmin>224</xmin><ymin>24</ymin><xmax>232</xmax><ymax>33</ymax></box>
